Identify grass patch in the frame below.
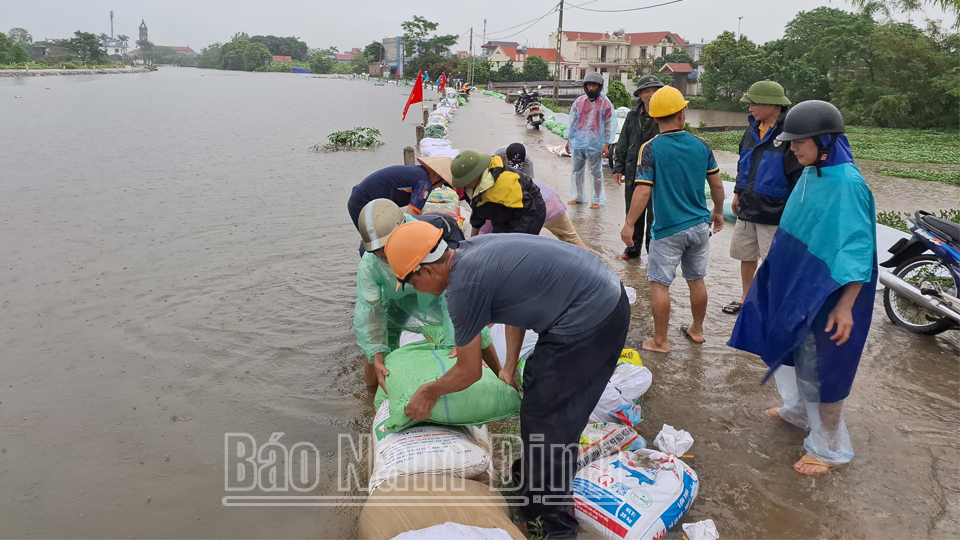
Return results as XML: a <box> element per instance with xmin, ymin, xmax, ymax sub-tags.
<box><xmin>720</xmin><ymin>172</ymin><xmax>736</xmax><ymax>183</ymax></box>
<box><xmin>845</xmin><ymin>126</ymin><xmax>959</xmax><ymax>164</ymax></box>
<box><xmin>876</xmin><ymin>209</ymin><xmax>960</xmax><ymax>232</ymax></box>
<box><xmin>540</xmin><ymin>97</ymin><xmax>570</xmax><ymax>114</ymax></box>
<box><xmin>876</xmin><ymin>167</ymin><xmax>960</xmax><ymax>185</ymax></box>
<box><xmin>312</xmin><ymin>127</ymin><xmax>384</xmax><ymax>152</ymax></box>
<box><xmin>697</xmin><ymin>130</ymin><xmax>741</xmax><ymax>153</ymax></box>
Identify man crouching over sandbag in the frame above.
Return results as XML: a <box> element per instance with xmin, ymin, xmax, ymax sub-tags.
<box><xmin>385</xmin><ymin>222</ymin><xmax>630</xmax><ymax>539</ymax></box>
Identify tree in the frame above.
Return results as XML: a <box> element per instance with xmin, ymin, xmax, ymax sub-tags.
<box><xmin>653</xmin><ymin>50</ymin><xmax>696</xmax><ymax>70</ymax></box>
<box><xmin>249</xmin><ymin>35</ymin><xmax>309</xmax><ymax>61</ymax></box>
<box><xmin>116</xmin><ymin>34</ymin><xmax>129</xmax><ymax>46</ymax></box>
<box><xmin>629</xmin><ymin>58</ymin><xmax>655</xmax><ymax>78</ymax></box>
<box><xmin>8</xmin><ymin>27</ymin><xmax>32</xmax><ymax>44</ymax></box>
<box><xmin>496</xmin><ymin>62</ymin><xmax>518</xmax><ymax>81</ymax></box>
<box><xmin>350</xmin><ymin>50</ymin><xmax>370</xmax><ymax>74</ymax></box>
<box><xmin>521</xmin><ymin>55</ymin><xmax>551</xmax><ymax>81</ymax></box>
<box><xmin>0</xmin><ymin>32</ymin><xmax>29</xmax><ymax>63</ymax></box>
<box><xmin>243</xmin><ymin>42</ymin><xmax>272</xmax><ymax>71</ymax></box>
<box><xmin>219</xmin><ymin>36</ymin><xmax>248</xmax><ymax>70</ymax></box>
<box><xmin>331</xmin><ymin>62</ymin><xmax>354</xmax><ymax>74</ymax></box>
<box><xmin>699</xmin><ymin>31</ymin><xmax>761</xmax><ymax>101</ymax></box>
<box><xmin>606</xmin><ymin>80</ymin><xmax>632</xmax><ymax>108</ymax></box>
<box><xmin>849</xmin><ymin>0</ymin><xmax>960</xmax><ymax>28</ymax></box>
<box><xmin>65</xmin><ymin>31</ymin><xmax>105</xmax><ymax>65</ymax></box>
<box><xmin>197</xmin><ymin>43</ymin><xmax>221</xmax><ymax>69</ymax></box>
<box><xmin>98</xmin><ymin>33</ymin><xmax>110</xmax><ymax>44</ymax></box>
<box><xmin>309</xmin><ymin>52</ymin><xmax>334</xmax><ymax>74</ymax></box>
<box><xmin>400</xmin><ymin>16</ymin><xmax>458</xmax><ymax>75</ymax></box>
<box><xmin>364</xmin><ymin>41</ymin><xmax>385</xmax><ymax>63</ymax></box>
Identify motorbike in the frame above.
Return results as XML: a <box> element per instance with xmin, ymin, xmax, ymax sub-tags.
<box><xmin>880</xmin><ymin>210</ymin><xmax>960</xmax><ymax>335</ymax></box>
<box><xmin>459</xmin><ymin>86</ymin><xmax>471</xmax><ymax>101</ymax></box>
<box><xmin>524</xmin><ymin>86</ymin><xmax>545</xmax><ymax>129</ymax></box>
<box><xmin>514</xmin><ymin>88</ymin><xmax>530</xmax><ymax>115</ymax></box>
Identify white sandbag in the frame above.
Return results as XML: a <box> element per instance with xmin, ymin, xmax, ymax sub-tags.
<box><xmin>546</xmin><ymin>144</ymin><xmax>571</xmax><ymax>157</ymax></box>
<box><xmin>578</xmin><ymin>423</ymin><xmax>642</xmax><ymax>469</ymax></box>
<box><xmin>574</xmin><ymin>447</ymin><xmax>699</xmax><ymax>540</ymax></box>
<box><xmin>369</xmin><ymin>400</ymin><xmax>492</xmax><ymax>491</ymax></box>
<box><xmin>616</xmin><ymin>106</ymin><xmax>631</xmax><ymax>118</ymax></box>
<box><xmin>624</xmin><ymin>286</ymin><xmax>637</xmax><ymax>305</ymax></box>
<box><xmin>419</xmin><ymin>138</ymin><xmax>452</xmax><ymax>150</ymax></box>
<box><xmin>399</xmin><ymin>331</ymin><xmax>426</xmax><ymax>348</ymax></box>
<box><xmin>390</xmin><ymin>522</ymin><xmax>515</xmax><ymax>540</ymax></box>
<box><xmin>589</xmin><ymin>364</ymin><xmax>652</xmax><ymax>425</ymax></box>
<box><xmin>425</xmin><ymin>148</ymin><xmax>460</xmax><ymax>159</ymax></box>
<box><xmin>682</xmin><ymin>520</ymin><xmax>719</xmax><ymax>540</ymax></box>
<box><xmin>488</xmin><ymin>324</ymin><xmax>538</xmax><ymax>364</ymax></box>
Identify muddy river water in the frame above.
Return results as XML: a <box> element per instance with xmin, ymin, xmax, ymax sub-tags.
<box><xmin>0</xmin><ymin>68</ymin><xmax>957</xmax><ymax>539</ymax></box>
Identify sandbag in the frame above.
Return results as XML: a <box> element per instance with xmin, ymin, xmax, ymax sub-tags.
<box><xmin>574</xmin><ymin>426</ymin><xmax>699</xmax><ymax>540</ymax></box>
<box><xmin>390</xmin><ymin>523</ymin><xmax>514</xmax><ymax>540</ymax></box>
<box><xmin>383</xmin><ymin>342</ymin><xmax>521</xmax><ymax>432</ymax></box>
<box><xmin>359</xmin><ymin>475</ymin><xmax>525</xmax><ymax>540</ymax></box>
<box><xmin>420</xmin><ymin>186</ymin><xmax>464</xmax><ymax>228</ymax></box>
<box><xmin>369</xmin><ymin>400</ymin><xmax>491</xmax><ymax>491</ymax></box>
<box><xmin>589</xmin><ymin>353</ymin><xmax>653</xmax><ymax>426</ymax></box>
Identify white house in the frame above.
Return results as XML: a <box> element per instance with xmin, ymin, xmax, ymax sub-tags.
<box><xmin>100</xmin><ymin>38</ymin><xmax>128</xmax><ymax>57</ymax></box>
<box><xmin>548</xmin><ymin>30</ymin><xmax>688</xmax><ymax>80</ymax></box>
<box><xmin>486</xmin><ymin>45</ymin><xmax>574</xmax><ymax>78</ymax></box>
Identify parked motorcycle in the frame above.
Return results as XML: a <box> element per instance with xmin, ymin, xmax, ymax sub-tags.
<box><xmin>525</xmin><ymin>86</ymin><xmax>545</xmax><ymax>129</ymax></box>
<box><xmin>514</xmin><ymin>88</ymin><xmax>530</xmax><ymax>115</ymax></box>
<box><xmin>880</xmin><ymin>210</ymin><xmax>960</xmax><ymax>335</ymax></box>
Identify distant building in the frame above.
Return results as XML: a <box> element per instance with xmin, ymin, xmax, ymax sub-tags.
<box><xmin>659</xmin><ymin>62</ymin><xmax>697</xmax><ymax>95</ymax></box>
<box><xmin>487</xmin><ymin>46</ymin><xmax>573</xmax><ymax>80</ymax></box>
<box><xmin>168</xmin><ymin>46</ymin><xmax>195</xmax><ymax>58</ymax></box>
<box><xmin>139</xmin><ymin>19</ymin><xmax>148</xmax><ymax>44</ymax></box>
<box><xmin>272</xmin><ymin>55</ymin><xmax>292</xmax><ymax>63</ymax></box>
<box><xmin>381</xmin><ymin>37</ymin><xmax>404</xmax><ymax>77</ymax></box>
<box><xmin>334</xmin><ymin>48</ymin><xmax>361</xmax><ymax>64</ymax></box>
<box><xmin>457</xmin><ymin>51</ymin><xmax>468</xmax><ymax>58</ymax></box>
<box><xmin>480</xmin><ymin>41</ymin><xmax>519</xmax><ymax>58</ymax></box>
<box><xmin>100</xmin><ymin>38</ymin><xmax>128</xmax><ymax>57</ymax></box>
<box><xmin>549</xmin><ymin>30</ymin><xmax>688</xmax><ymax>80</ymax></box>
<box><xmin>31</xmin><ymin>42</ymin><xmax>71</xmax><ymax>61</ymax></box>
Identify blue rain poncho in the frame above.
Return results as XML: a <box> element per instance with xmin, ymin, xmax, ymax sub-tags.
<box><xmin>354</xmin><ymin>251</ymin><xmax>491</xmax><ymax>362</ymax></box>
<box><xmin>567</xmin><ymin>94</ymin><xmax>616</xmax><ymax>152</ymax></box>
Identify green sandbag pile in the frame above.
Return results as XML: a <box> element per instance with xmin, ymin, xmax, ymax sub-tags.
<box><xmin>544</xmin><ymin>119</ymin><xmax>568</xmax><ymax>139</ymax></box>
<box><xmin>424</xmin><ymin>124</ymin><xmax>446</xmax><ymax>139</ymax></box>
<box><xmin>456</xmin><ymin>95</ymin><xmax>467</xmax><ymax>106</ymax></box>
<box><xmin>379</xmin><ymin>342</ymin><xmax>521</xmax><ymax>433</ymax></box>
<box><xmin>704</xmin><ymin>181</ymin><xmax>738</xmax><ymax>222</ymax></box>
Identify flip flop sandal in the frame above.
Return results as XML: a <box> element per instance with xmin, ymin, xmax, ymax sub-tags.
<box><xmin>722</xmin><ymin>301</ymin><xmax>743</xmax><ymax>315</ymax></box>
<box><xmin>794</xmin><ymin>455</ymin><xmax>834</xmax><ymax>475</ymax></box>
<box><xmin>679</xmin><ymin>325</ymin><xmax>705</xmax><ymax>344</ymax></box>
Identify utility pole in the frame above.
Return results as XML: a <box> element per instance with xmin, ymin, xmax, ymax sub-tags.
<box><xmin>553</xmin><ymin>0</ymin><xmax>564</xmax><ymax>100</ymax></box>
<box><xmin>737</xmin><ymin>16</ymin><xmax>743</xmax><ymax>39</ymax></box>
<box><xmin>483</xmin><ymin>19</ymin><xmax>486</xmax><ymax>49</ymax></box>
<box><xmin>110</xmin><ymin>10</ymin><xmax>114</xmax><ymax>38</ymax></box>
<box><xmin>469</xmin><ymin>27</ymin><xmax>475</xmax><ymax>87</ymax></box>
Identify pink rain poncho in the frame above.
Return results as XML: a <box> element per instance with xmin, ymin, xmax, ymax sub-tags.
<box><xmin>567</xmin><ymin>94</ymin><xmax>616</xmax><ymax>152</ymax></box>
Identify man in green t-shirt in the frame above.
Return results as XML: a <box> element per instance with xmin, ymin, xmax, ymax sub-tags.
<box><xmin>620</xmin><ymin>86</ymin><xmax>726</xmax><ymax>353</ymax></box>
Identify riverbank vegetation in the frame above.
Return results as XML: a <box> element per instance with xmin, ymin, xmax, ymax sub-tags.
<box><xmin>696</xmin><ymin>6</ymin><xmax>958</xmax><ymax>130</ymax></box>
<box><xmin>312</xmin><ymin>128</ymin><xmax>384</xmax><ymax>152</ymax></box>
<box><xmin>878</xmin><ymin>209</ymin><xmax>960</xmax><ymax>232</ymax></box>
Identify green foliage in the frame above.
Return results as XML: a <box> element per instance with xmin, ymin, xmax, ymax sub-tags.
<box><xmin>0</xmin><ymin>32</ymin><xmax>28</xmax><ymax>64</ymax></box>
<box><xmin>496</xmin><ymin>62</ymin><xmax>517</xmax><ymax>82</ymax></box>
<box><xmin>720</xmin><ymin>172</ymin><xmax>737</xmax><ymax>183</ymax></box>
<box><xmin>653</xmin><ymin>50</ymin><xmax>696</xmax><ymax>70</ymax></box>
<box><xmin>350</xmin><ymin>50</ymin><xmax>370</xmax><ymax>74</ymax></box>
<box><xmin>606</xmin><ymin>80</ymin><xmax>632</xmax><ymax>109</ymax></box>
<box><xmin>313</xmin><ymin>127</ymin><xmax>384</xmax><ymax>151</ymax></box>
<box><xmin>699</xmin><ymin>8</ymin><xmax>959</xmax><ymax>129</ymax></box>
<box><xmin>400</xmin><ymin>16</ymin><xmax>458</xmax><ymax>76</ymax></box>
<box><xmin>62</xmin><ymin>62</ymin><xmax>78</xmax><ymax>69</ymax></box>
<box><xmin>877</xmin><ymin>167</ymin><xmax>960</xmax><ymax>184</ymax></box>
<box><xmin>845</xmin><ymin>126</ymin><xmax>960</xmax><ymax>163</ymax></box>
<box><xmin>849</xmin><ymin>0</ymin><xmax>960</xmax><ymax>29</ymax></box>
<box><xmin>309</xmin><ymin>53</ymin><xmax>334</xmax><ymax>74</ymax></box>
<box><xmin>197</xmin><ymin>43</ymin><xmax>221</xmax><ymax>68</ymax></box>
<box><xmin>331</xmin><ymin>62</ymin><xmax>354</xmax><ymax>75</ymax></box>
<box><xmin>243</xmin><ymin>42</ymin><xmax>272</xmax><ymax>71</ymax></box>
<box><xmin>877</xmin><ymin>210</ymin><xmax>910</xmax><ymax>231</ymax></box>
<box><xmin>541</xmin><ymin>97</ymin><xmax>571</xmax><ymax>114</ymax></box>
<box><xmin>63</xmin><ymin>31</ymin><xmax>104</xmax><ymax>65</ymax></box>
<box><xmin>696</xmin><ymin>130</ymin><xmax>742</xmax><ymax>153</ymax></box>
<box><xmin>521</xmin><ymin>55</ymin><xmax>551</xmax><ymax>81</ymax></box>
<box><xmin>687</xmin><ymin>96</ymin><xmax>709</xmax><ymax>109</ymax></box>
<box><xmin>364</xmin><ymin>41</ymin><xmax>385</xmax><ymax>62</ymax></box>
<box><xmin>253</xmin><ymin>60</ymin><xmax>312</xmax><ymax>73</ymax></box>
<box><xmin>249</xmin><ymin>35</ymin><xmax>308</xmax><ymax>61</ymax></box>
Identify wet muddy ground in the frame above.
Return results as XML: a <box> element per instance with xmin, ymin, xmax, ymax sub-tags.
<box><xmin>0</xmin><ymin>70</ymin><xmax>957</xmax><ymax>539</ymax></box>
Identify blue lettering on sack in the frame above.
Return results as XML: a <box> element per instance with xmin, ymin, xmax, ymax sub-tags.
<box><xmin>616</xmin><ymin>503</ymin><xmax>641</xmax><ymax>526</ymax></box>
<box><xmin>657</xmin><ymin>471</ymin><xmax>698</xmax><ymax>532</ymax></box>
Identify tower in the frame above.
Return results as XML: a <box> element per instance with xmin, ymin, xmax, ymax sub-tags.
<box><xmin>110</xmin><ymin>11</ymin><xmax>114</xmax><ymax>38</ymax></box>
<box><xmin>139</xmin><ymin>19</ymin><xmax>148</xmax><ymax>43</ymax></box>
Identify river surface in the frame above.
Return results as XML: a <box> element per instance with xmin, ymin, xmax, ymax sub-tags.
<box><xmin>0</xmin><ymin>67</ymin><xmax>958</xmax><ymax>539</ymax></box>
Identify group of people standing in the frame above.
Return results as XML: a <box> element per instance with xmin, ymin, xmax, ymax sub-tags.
<box><xmin>345</xmin><ymin>75</ymin><xmax>877</xmax><ymax>537</ymax></box>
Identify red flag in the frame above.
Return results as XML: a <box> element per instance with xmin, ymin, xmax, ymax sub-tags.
<box><xmin>402</xmin><ymin>71</ymin><xmax>423</xmax><ymax>121</ymax></box>
<box><xmin>438</xmin><ymin>71</ymin><xmax>446</xmax><ymax>95</ymax></box>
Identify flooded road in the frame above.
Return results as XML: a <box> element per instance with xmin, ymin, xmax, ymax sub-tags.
<box><xmin>0</xmin><ymin>68</ymin><xmax>957</xmax><ymax>539</ymax></box>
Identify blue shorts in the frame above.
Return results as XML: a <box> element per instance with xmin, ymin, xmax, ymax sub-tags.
<box><xmin>647</xmin><ymin>222</ymin><xmax>710</xmax><ymax>286</ymax></box>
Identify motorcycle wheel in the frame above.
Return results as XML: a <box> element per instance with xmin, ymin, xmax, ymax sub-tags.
<box><xmin>883</xmin><ymin>255</ymin><xmax>956</xmax><ymax>335</ymax></box>
<box><xmin>515</xmin><ymin>100</ymin><xmax>525</xmax><ymax>114</ymax></box>
<box><xmin>533</xmin><ymin>123</ymin><xmax>540</xmax><ymax>129</ymax></box>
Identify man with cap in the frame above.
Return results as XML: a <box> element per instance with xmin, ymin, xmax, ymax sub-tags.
<box><xmin>450</xmin><ymin>150</ymin><xmax>546</xmax><ymax>237</ymax></box>
<box><xmin>722</xmin><ymin>80</ymin><xmax>803</xmax><ymax>315</ymax></box>
<box><xmin>347</xmin><ymin>157</ymin><xmax>455</xmax><ymax>236</ymax></box>
<box><xmin>353</xmin><ymin>199</ymin><xmax>500</xmax><ymax>390</ymax></box>
<box><xmin>384</xmin><ymin>221</ymin><xmax>630</xmax><ymax>538</ymax></box>
<box><xmin>620</xmin><ymin>86</ymin><xmax>726</xmax><ymax>353</ymax></box>
<box><xmin>492</xmin><ymin>142</ymin><xmax>588</xmax><ymax>249</ymax></box>
<box><xmin>613</xmin><ymin>75</ymin><xmax>664</xmax><ymax>261</ymax></box>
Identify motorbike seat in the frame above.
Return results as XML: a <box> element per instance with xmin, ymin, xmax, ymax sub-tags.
<box><xmin>921</xmin><ymin>215</ymin><xmax>960</xmax><ymax>244</ymax></box>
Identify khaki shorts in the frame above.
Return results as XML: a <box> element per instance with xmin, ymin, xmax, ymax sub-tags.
<box><xmin>729</xmin><ymin>219</ymin><xmax>778</xmax><ymax>261</ymax></box>
<box><xmin>543</xmin><ymin>212</ymin><xmax>583</xmax><ymax>245</ymax></box>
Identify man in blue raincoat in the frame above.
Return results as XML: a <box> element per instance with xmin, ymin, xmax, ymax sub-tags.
<box><xmin>728</xmin><ymin>100</ymin><xmax>877</xmax><ymax>476</ymax></box>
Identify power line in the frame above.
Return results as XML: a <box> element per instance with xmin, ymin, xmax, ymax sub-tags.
<box><xmin>483</xmin><ymin>3</ymin><xmax>561</xmax><ymax>39</ymax></box>
<box><xmin>567</xmin><ymin>0</ymin><xmax>685</xmax><ymax>13</ymax></box>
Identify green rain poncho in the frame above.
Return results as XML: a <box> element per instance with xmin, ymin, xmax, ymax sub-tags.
<box><xmin>353</xmin><ymin>250</ymin><xmax>491</xmax><ymax>362</ymax></box>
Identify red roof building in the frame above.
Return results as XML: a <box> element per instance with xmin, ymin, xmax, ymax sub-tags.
<box><xmin>272</xmin><ymin>56</ymin><xmax>292</xmax><ymax>63</ymax></box>
<box><xmin>660</xmin><ymin>62</ymin><xmax>695</xmax><ymax>74</ymax></box>
<box><xmin>548</xmin><ymin>29</ymin><xmax>689</xmax><ymax>79</ymax></box>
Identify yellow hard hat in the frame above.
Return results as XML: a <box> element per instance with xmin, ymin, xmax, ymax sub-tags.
<box><xmin>648</xmin><ymin>86</ymin><xmax>689</xmax><ymax>118</ymax></box>
<box><xmin>384</xmin><ymin>220</ymin><xmax>446</xmax><ymax>290</ymax></box>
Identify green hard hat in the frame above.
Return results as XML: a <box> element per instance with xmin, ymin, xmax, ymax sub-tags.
<box><xmin>740</xmin><ymin>80</ymin><xmax>791</xmax><ymax>106</ymax></box>
<box><xmin>451</xmin><ymin>150</ymin><xmax>491</xmax><ymax>188</ymax></box>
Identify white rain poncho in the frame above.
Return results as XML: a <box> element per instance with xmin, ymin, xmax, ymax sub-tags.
<box><xmin>354</xmin><ymin>253</ymin><xmax>491</xmax><ymax>361</ymax></box>
<box><xmin>567</xmin><ymin>94</ymin><xmax>616</xmax><ymax>152</ymax></box>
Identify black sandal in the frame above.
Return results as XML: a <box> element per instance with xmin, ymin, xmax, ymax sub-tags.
<box><xmin>722</xmin><ymin>301</ymin><xmax>743</xmax><ymax>315</ymax></box>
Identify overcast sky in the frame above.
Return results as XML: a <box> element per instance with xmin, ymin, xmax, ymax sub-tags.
<box><xmin>3</xmin><ymin>0</ymin><xmax>949</xmax><ymax>52</ymax></box>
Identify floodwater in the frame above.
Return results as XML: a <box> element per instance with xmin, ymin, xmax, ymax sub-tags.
<box><xmin>0</xmin><ymin>68</ymin><xmax>957</xmax><ymax>539</ymax></box>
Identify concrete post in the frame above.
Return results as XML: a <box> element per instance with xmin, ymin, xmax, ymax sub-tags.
<box><xmin>403</xmin><ymin>146</ymin><xmax>416</xmax><ymax>165</ymax></box>
<box><xmin>422</xmin><ymin>108</ymin><xmax>429</xmax><ymax>126</ymax></box>
<box><xmin>415</xmin><ymin>125</ymin><xmax>425</xmax><ymax>145</ymax></box>
<box><xmin>433</xmin><ymin>103</ymin><xmax>437</xmax><ymax>111</ymax></box>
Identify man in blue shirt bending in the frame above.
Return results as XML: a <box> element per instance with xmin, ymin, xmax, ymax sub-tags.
<box><xmin>621</xmin><ymin>86</ymin><xmax>726</xmax><ymax>353</ymax></box>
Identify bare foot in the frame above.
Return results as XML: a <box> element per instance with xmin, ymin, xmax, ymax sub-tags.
<box><xmin>567</xmin><ymin>199</ymin><xmax>582</xmax><ymax>205</ymax></box>
<box><xmin>589</xmin><ymin>203</ymin><xmax>602</xmax><ymax>209</ymax></box>
<box><xmin>641</xmin><ymin>338</ymin><xmax>670</xmax><ymax>353</ymax></box>
<box><xmin>763</xmin><ymin>407</ymin><xmax>782</xmax><ymax>419</ymax></box>
<box><xmin>793</xmin><ymin>455</ymin><xmax>833</xmax><ymax>476</ymax></box>
<box><xmin>616</xmin><ymin>252</ymin><xmax>634</xmax><ymax>261</ymax></box>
